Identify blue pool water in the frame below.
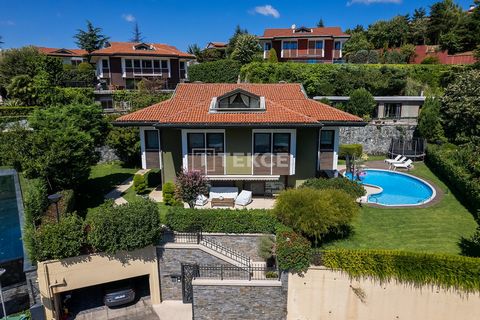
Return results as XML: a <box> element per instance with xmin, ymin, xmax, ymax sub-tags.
<box><xmin>345</xmin><ymin>169</ymin><xmax>435</xmax><ymax>206</ymax></box>
<box><xmin>0</xmin><ymin>174</ymin><xmax>23</xmax><ymax>263</ymax></box>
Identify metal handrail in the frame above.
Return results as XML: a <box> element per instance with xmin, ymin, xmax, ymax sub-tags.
<box><xmin>193</xmin><ymin>264</ymin><xmax>280</xmax><ymax>281</ymax></box>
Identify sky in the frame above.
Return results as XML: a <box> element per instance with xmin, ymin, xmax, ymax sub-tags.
<box><xmin>0</xmin><ymin>0</ymin><xmax>475</xmax><ymax>51</ymax></box>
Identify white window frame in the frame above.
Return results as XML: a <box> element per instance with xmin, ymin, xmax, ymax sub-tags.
<box><xmin>252</xmin><ymin>129</ymin><xmax>296</xmax><ymax>175</ymax></box>
<box><xmin>140</xmin><ymin>127</ymin><xmax>162</xmax><ymax>170</ymax></box>
<box><xmin>181</xmin><ymin>129</ymin><xmax>226</xmax><ymax>175</ymax></box>
<box><xmin>317</xmin><ymin>127</ymin><xmax>339</xmax><ymax>171</ymax></box>
<box><xmin>308</xmin><ymin>39</ymin><xmax>325</xmax><ymax>57</ymax></box>
<box><xmin>121</xmin><ymin>57</ymin><xmax>171</xmax><ymax>78</ymax></box>
<box><xmin>334</xmin><ymin>40</ymin><xmax>345</xmax><ymax>58</ymax></box>
<box><xmin>280</xmin><ymin>40</ymin><xmax>298</xmax><ymax>58</ymax></box>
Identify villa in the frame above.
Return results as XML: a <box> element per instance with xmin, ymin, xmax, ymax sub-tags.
<box><xmin>258</xmin><ymin>26</ymin><xmax>350</xmax><ymax>63</ymax></box>
<box><xmin>116</xmin><ymin>83</ymin><xmax>365</xmax><ymax>195</ymax></box>
<box><xmin>36</xmin><ymin>47</ymin><xmax>87</xmax><ymax>66</ymax></box>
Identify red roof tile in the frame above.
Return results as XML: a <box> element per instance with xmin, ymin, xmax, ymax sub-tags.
<box><xmin>260</xmin><ymin>27</ymin><xmax>350</xmax><ymax>39</ymax></box>
<box><xmin>36</xmin><ymin>47</ymin><xmax>87</xmax><ymax>57</ymax></box>
<box><xmin>91</xmin><ymin>41</ymin><xmax>194</xmax><ymax>58</ymax></box>
<box><xmin>116</xmin><ymin>83</ymin><xmax>363</xmax><ymax>125</ymax></box>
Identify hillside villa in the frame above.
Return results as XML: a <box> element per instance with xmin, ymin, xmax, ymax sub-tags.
<box><xmin>258</xmin><ymin>26</ymin><xmax>350</xmax><ymax>63</ymax></box>
<box><xmin>115</xmin><ymin>83</ymin><xmax>365</xmax><ymax>196</ymax></box>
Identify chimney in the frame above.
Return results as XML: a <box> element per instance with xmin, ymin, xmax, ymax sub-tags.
<box><xmin>291</xmin><ymin>24</ymin><xmax>296</xmax><ymax>31</ymax></box>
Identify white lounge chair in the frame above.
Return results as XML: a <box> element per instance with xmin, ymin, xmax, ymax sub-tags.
<box><xmin>386</xmin><ymin>156</ymin><xmax>406</xmax><ymax>165</ymax></box>
<box><xmin>384</xmin><ymin>155</ymin><xmax>402</xmax><ymax>164</ymax></box>
<box><xmin>195</xmin><ymin>194</ymin><xmax>208</xmax><ymax>207</ymax></box>
<box><xmin>235</xmin><ymin>190</ymin><xmax>253</xmax><ymax>207</ymax></box>
<box><xmin>392</xmin><ymin>159</ymin><xmax>413</xmax><ymax>171</ymax></box>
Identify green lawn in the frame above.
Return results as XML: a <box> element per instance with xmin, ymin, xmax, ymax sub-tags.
<box><xmin>324</xmin><ymin>162</ymin><xmax>478</xmax><ymax>255</ymax></box>
<box><xmin>76</xmin><ymin>162</ymin><xmax>138</xmax><ymax>214</ymax></box>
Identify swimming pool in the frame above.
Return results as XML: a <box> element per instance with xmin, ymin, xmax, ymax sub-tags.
<box><xmin>0</xmin><ymin>174</ymin><xmax>24</xmax><ymax>263</ymax></box>
<box><xmin>345</xmin><ymin>169</ymin><xmax>435</xmax><ymax>206</ymax></box>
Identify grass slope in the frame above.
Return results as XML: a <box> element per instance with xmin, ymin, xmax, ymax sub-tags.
<box><xmin>324</xmin><ymin>163</ymin><xmax>477</xmax><ymax>255</ymax></box>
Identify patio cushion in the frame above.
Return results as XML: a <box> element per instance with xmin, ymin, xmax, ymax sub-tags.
<box><xmin>235</xmin><ymin>190</ymin><xmax>252</xmax><ymax>207</ymax></box>
<box><xmin>209</xmin><ymin>187</ymin><xmax>239</xmax><ymax>200</ymax></box>
<box><xmin>195</xmin><ymin>194</ymin><xmax>208</xmax><ymax>206</ymax></box>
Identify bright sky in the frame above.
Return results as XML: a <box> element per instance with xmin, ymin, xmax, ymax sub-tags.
<box><xmin>0</xmin><ymin>0</ymin><xmax>475</xmax><ymax>51</ymax></box>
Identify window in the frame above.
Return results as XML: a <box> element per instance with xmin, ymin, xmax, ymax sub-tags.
<box><xmin>179</xmin><ymin>61</ymin><xmax>185</xmax><ymax>70</ymax></box>
<box><xmin>320</xmin><ymin>130</ymin><xmax>334</xmax><ymax>151</ymax></box>
<box><xmin>334</xmin><ymin>41</ymin><xmax>342</xmax><ymax>50</ymax></box>
<box><xmin>102</xmin><ymin>59</ymin><xmax>109</xmax><ymax>68</ymax></box>
<box><xmin>254</xmin><ymin>133</ymin><xmax>271</xmax><ymax>154</ymax></box>
<box><xmin>217</xmin><ymin>91</ymin><xmax>261</xmax><ymax>110</ymax></box>
<box><xmin>125</xmin><ymin>59</ymin><xmax>133</xmax><ymax>72</ymax></box>
<box><xmin>273</xmin><ymin>133</ymin><xmax>290</xmax><ymax>153</ymax></box>
<box><xmin>384</xmin><ymin>103</ymin><xmax>401</xmax><ymax>119</ymax></box>
<box><xmin>133</xmin><ymin>59</ymin><xmax>141</xmax><ymax>73</ymax></box>
<box><xmin>264</xmin><ymin>43</ymin><xmax>272</xmax><ymax>51</ymax></box>
<box><xmin>282</xmin><ymin>41</ymin><xmax>298</xmax><ymax>50</ymax></box>
<box><xmin>145</xmin><ymin>130</ymin><xmax>159</xmax><ymax>150</ymax></box>
<box><xmin>142</xmin><ymin>60</ymin><xmax>152</xmax><ymax>69</ymax></box>
<box><xmin>187</xmin><ymin>132</ymin><xmax>224</xmax><ymax>154</ymax></box>
<box><xmin>308</xmin><ymin>41</ymin><xmax>324</xmax><ymax>56</ymax></box>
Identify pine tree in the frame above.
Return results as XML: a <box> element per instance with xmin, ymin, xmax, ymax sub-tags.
<box><xmin>130</xmin><ymin>22</ymin><xmax>144</xmax><ymax>43</ymax></box>
<box><xmin>316</xmin><ymin>19</ymin><xmax>324</xmax><ymax>28</ymax></box>
<box><xmin>74</xmin><ymin>21</ymin><xmax>109</xmax><ymax>62</ymax></box>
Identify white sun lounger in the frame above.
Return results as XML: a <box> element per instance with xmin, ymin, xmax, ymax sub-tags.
<box><xmin>235</xmin><ymin>190</ymin><xmax>253</xmax><ymax>207</ymax></box>
<box><xmin>384</xmin><ymin>155</ymin><xmax>402</xmax><ymax>164</ymax></box>
<box><xmin>386</xmin><ymin>156</ymin><xmax>406</xmax><ymax>165</ymax></box>
<box><xmin>392</xmin><ymin>159</ymin><xmax>413</xmax><ymax>171</ymax></box>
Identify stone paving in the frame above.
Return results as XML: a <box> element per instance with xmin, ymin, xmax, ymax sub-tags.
<box><xmin>104</xmin><ymin>169</ymin><xmax>148</xmax><ymax>205</ymax></box>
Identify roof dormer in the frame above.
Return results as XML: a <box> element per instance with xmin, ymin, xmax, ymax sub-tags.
<box><xmin>133</xmin><ymin>43</ymin><xmax>154</xmax><ymax>51</ymax></box>
<box><xmin>294</xmin><ymin>26</ymin><xmax>313</xmax><ymax>33</ymax></box>
<box><xmin>210</xmin><ymin>88</ymin><xmax>265</xmax><ymax>112</ymax></box>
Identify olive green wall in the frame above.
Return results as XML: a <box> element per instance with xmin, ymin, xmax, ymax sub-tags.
<box><xmin>225</xmin><ymin>128</ymin><xmax>252</xmax><ymax>175</ymax></box>
<box><xmin>161</xmin><ymin>128</ymin><xmax>182</xmax><ymax>183</ymax></box>
<box><xmin>289</xmin><ymin>128</ymin><xmax>318</xmax><ymax>187</ymax></box>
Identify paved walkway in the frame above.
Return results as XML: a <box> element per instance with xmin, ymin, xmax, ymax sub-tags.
<box><xmin>153</xmin><ymin>301</ymin><xmax>191</xmax><ymax>320</ymax></box>
<box><xmin>104</xmin><ymin>169</ymin><xmax>148</xmax><ymax>205</ymax></box>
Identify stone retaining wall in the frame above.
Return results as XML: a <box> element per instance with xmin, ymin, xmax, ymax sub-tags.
<box><xmin>96</xmin><ymin>145</ymin><xmax>119</xmax><ymax>163</ymax></box>
<box><xmin>202</xmin><ymin>233</ymin><xmax>270</xmax><ymax>262</ymax></box>
<box><xmin>340</xmin><ymin>124</ymin><xmax>416</xmax><ymax>155</ymax></box>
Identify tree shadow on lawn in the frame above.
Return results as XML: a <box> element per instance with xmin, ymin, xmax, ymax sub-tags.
<box><xmin>75</xmin><ymin>172</ymin><xmax>134</xmax><ymax>215</ymax></box>
<box><xmin>309</xmin><ymin>225</ymin><xmax>354</xmax><ymax>248</ymax></box>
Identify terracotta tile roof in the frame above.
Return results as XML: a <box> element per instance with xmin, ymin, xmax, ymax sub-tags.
<box><xmin>260</xmin><ymin>27</ymin><xmax>350</xmax><ymax>39</ymax></box>
<box><xmin>91</xmin><ymin>41</ymin><xmax>194</xmax><ymax>58</ymax></box>
<box><xmin>36</xmin><ymin>47</ymin><xmax>87</xmax><ymax>57</ymax></box>
<box><xmin>206</xmin><ymin>42</ymin><xmax>227</xmax><ymax>49</ymax></box>
<box><xmin>116</xmin><ymin>83</ymin><xmax>363</xmax><ymax>126</ymax></box>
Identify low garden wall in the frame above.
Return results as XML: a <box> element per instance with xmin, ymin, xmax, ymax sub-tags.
<box><xmin>287</xmin><ymin>267</ymin><xmax>480</xmax><ymax>320</ymax></box>
<box><xmin>340</xmin><ymin>124</ymin><xmax>415</xmax><ymax>155</ymax></box>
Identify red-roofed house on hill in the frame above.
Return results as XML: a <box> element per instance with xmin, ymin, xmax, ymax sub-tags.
<box><xmin>115</xmin><ymin>83</ymin><xmax>365</xmax><ymax>195</ymax></box>
<box><xmin>258</xmin><ymin>25</ymin><xmax>350</xmax><ymax>63</ymax></box>
<box><xmin>36</xmin><ymin>47</ymin><xmax>87</xmax><ymax>66</ymax></box>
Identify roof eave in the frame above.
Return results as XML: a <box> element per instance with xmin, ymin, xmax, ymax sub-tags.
<box><xmin>321</xmin><ymin>121</ymin><xmax>367</xmax><ymax>127</ymax></box>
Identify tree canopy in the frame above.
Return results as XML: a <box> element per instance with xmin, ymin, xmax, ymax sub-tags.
<box><xmin>130</xmin><ymin>22</ymin><xmax>144</xmax><ymax>42</ymax></box>
<box><xmin>74</xmin><ymin>20</ymin><xmax>109</xmax><ymax>60</ymax></box>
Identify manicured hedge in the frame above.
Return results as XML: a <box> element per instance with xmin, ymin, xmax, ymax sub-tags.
<box><xmin>276</xmin><ymin>228</ymin><xmax>312</xmax><ymax>274</ymax></box>
<box><xmin>240</xmin><ymin>62</ymin><xmax>460</xmax><ymax>96</ymax></box>
<box><xmin>426</xmin><ymin>144</ymin><xmax>480</xmax><ymax>218</ymax></box>
<box><xmin>166</xmin><ymin>207</ymin><xmax>278</xmax><ymax>233</ymax></box>
<box><xmin>339</xmin><ymin>144</ymin><xmax>363</xmax><ymax>159</ymax></box>
<box><xmin>189</xmin><ymin>59</ymin><xmax>242</xmax><ymax>83</ymax></box>
<box><xmin>316</xmin><ymin>249</ymin><xmax>480</xmax><ymax>293</ymax></box>
<box><xmin>300</xmin><ymin>177</ymin><xmax>366</xmax><ymax>199</ymax></box>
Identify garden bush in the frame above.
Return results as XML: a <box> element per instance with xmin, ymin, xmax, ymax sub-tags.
<box><xmin>0</xmin><ymin>106</ymin><xmax>37</xmax><ymax>117</ymax></box>
<box><xmin>189</xmin><ymin>59</ymin><xmax>242</xmax><ymax>83</ymax></box>
<box><xmin>162</xmin><ymin>182</ymin><xmax>179</xmax><ymax>206</ymax></box>
<box><xmin>175</xmin><ymin>170</ymin><xmax>209</xmax><ymax>208</ymax></box>
<box><xmin>32</xmin><ymin>214</ymin><xmax>85</xmax><ymax>261</ymax></box>
<box><xmin>339</xmin><ymin>144</ymin><xmax>363</xmax><ymax>159</ymax></box>
<box><xmin>23</xmin><ymin>178</ymin><xmax>48</xmax><ymax>226</ymax></box>
<box><xmin>111</xmin><ymin>90</ymin><xmax>171</xmax><ymax>111</ymax></box>
<box><xmin>460</xmin><ymin>227</ymin><xmax>480</xmax><ymax>258</ymax></box>
<box><xmin>316</xmin><ymin>249</ymin><xmax>480</xmax><ymax>293</ymax></box>
<box><xmin>133</xmin><ymin>174</ymin><xmax>147</xmax><ymax>194</ymax></box>
<box><xmin>86</xmin><ymin>199</ymin><xmax>161</xmax><ymax>254</ymax></box>
<box><xmin>301</xmin><ymin>177</ymin><xmax>366</xmax><ymax>199</ymax></box>
<box><xmin>274</xmin><ymin>188</ymin><xmax>360</xmax><ymax>244</ymax></box>
<box><xmin>166</xmin><ymin>207</ymin><xmax>278</xmax><ymax>233</ymax></box>
<box><xmin>258</xmin><ymin>235</ymin><xmax>276</xmax><ymax>261</ymax></box>
<box><xmin>146</xmin><ymin>169</ymin><xmax>162</xmax><ymax>188</ymax></box>
<box><xmin>106</xmin><ymin>126</ymin><xmax>140</xmax><ymax>166</ymax></box>
<box><xmin>276</xmin><ymin>230</ymin><xmax>312</xmax><ymax>274</ymax></box>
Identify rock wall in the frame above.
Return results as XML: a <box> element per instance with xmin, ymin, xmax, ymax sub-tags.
<box><xmin>340</xmin><ymin>124</ymin><xmax>416</xmax><ymax>155</ymax></box>
<box><xmin>96</xmin><ymin>145</ymin><xmax>119</xmax><ymax>163</ymax></box>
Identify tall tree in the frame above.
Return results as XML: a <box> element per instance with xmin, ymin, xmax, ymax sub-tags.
<box><xmin>316</xmin><ymin>19</ymin><xmax>324</xmax><ymax>27</ymax></box>
<box><xmin>428</xmin><ymin>0</ymin><xmax>463</xmax><ymax>45</ymax></box>
<box><xmin>230</xmin><ymin>34</ymin><xmax>261</xmax><ymax>65</ymax></box>
<box><xmin>409</xmin><ymin>8</ymin><xmax>429</xmax><ymax>45</ymax></box>
<box><xmin>227</xmin><ymin>25</ymin><xmax>248</xmax><ymax>56</ymax></box>
<box><xmin>187</xmin><ymin>43</ymin><xmax>202</xmax><ymax>60</ymax></box>
<box><xmin>130</xmin><ymin>22</ymin><xmax>144</xmax><ymax>42</ymax></box>
<box><xmin>74</xmin><ymin>20</ymin><xmax>109</xmax><ymax>62</ymax></box>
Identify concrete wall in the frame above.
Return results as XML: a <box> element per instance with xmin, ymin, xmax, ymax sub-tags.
<box><xmin>340</xmin><ymin>124</ymin><xmax>416</xmax><ymax>155</ymax></box>
<box><xmin>192</xmin><ymin>280</ymin><xmax>287</xmax><ymax>320</ymax></box>
<box><xmin>37</xmin><ymin>246</ymin><xmax>160</xmax><ymax>320</ymax></box>
<box><xmin>288</xmin><ymin>267</ymin><xmax>480</xmax><ymax>320</ymax></box>
<box><xmin>290</xmin><ymin>127</ymin><xmax>318</xmax><ymax>187</ymax></box>
<box><xmin>161</xmin><ymin>128</ymin><xmax>182</xmax><ymax>182</ymax></box>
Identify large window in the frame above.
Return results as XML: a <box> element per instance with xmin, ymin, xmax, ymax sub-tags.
<box><xmin>254</xmin><ymin>133</ymin><xmax>271</xmax><ymax>154</ymax></box>
<box><xmin>334</xmin><ymin>41</ymin><xmax>342</xmax><ymax>50</ymax></box>
<box><xmin>101</xmin><ymin>59</ymin><xmax>109</xmax><ymax>74</ymax></box>
<box><xmin>384</xmin><ymin>103</ymin><xmax>401</xmax><ymax>119</ymax></box>
<box><xmin>254</xmin><ymin>132</ymin><xmax>291</xmax><ymax>154</ymax></box>
<box><xmin>124</xmin><ymin>59</ymin><xmax>169</xmax><ymax>75</ymax></box>
<box><xmin>308</xmin><ymin>40</ymin><xmax>324</xmax><ymax>56</ymax></box>
<box><xmin>320</xmin><ymin>130</ymin><xmax>334</xmax><ymax>151</ymax></box>
<box><xmin>187</xmin><ymin>132</ymin><xmax>224</xmax><ymax>154</ymax></box>
<box><xmin>145</xmin><ymin>130</ymin><xmax>159</xmax><ymax>150</ymax></box>
<box><xmin>282</xmin><ymin>41</ymin><xmax>298</xmax><ymax>58</ymax></box>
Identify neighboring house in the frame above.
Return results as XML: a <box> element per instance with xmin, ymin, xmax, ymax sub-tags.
<box><xmin>205</xmin><ymin>42</ymin><xmax>227</xmax><ymax>50</ymax></box>
<box><xmin>36</xmin><ymin>47</ymin><xmax>87</xmax><ymax>66</ymax></box>
<box><xmin>116</xmin><ymin>83</ymin><xmax>364</xmax><ymax>194</ymax></box>
<box><xmin>90</xmin><ymin>41</ymin><xmax>195</xmax><ymax>90</ymax></box>
<box><xmin>258</xmin><ymin>26</ymin><xmax>350</xmax><ymax>63</ymax></box>
<box><xmin>410</xmin><ymin>45</ymin><xmax>476</xmax><ymax>64</ymax></box>
<box><xmin>314</xmin><ymin>96</ymin><xmax>426</xmax><ymax>123</ymax></box>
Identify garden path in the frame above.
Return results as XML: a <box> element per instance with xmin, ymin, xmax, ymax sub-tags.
<box><xmin>104</xmin><ymin>169</ymin><xmax>147</xmax><ymax>205</ymax></box>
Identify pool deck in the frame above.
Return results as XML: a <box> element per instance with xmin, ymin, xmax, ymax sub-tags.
<box><xmin>345</xmin><ymin>160</ymin><xmax>444</xmax><ymax>209</ymax></box>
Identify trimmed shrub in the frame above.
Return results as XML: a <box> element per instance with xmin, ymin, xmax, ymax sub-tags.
<box><xmin>189</xmin><ymin>59</ymin><xmax>241</xmax><ymax>83</ymax></box>
<box><xmin>0</xmin><ymin>106</ymin><xmax>38</xmax><ymax>117</ymax></box>
<box><xmin>460</xmin><ymin>227</ymin><xmax>480</xmax><ymax>257</ymax></box>
<box><xmin>166</xmin><ymin>207</ymin><xmax>278</xmax><ymax>233</ymax></box>
<box><xmin>317</xmin><ymin>249</ymin><xmax>480</xmax><ymax>293</ymax></box>
<box><xmin>258</xmin><ymin>235</ymin><xmax>276</xmax><ymax>261</ymax></box>
<box><xmin>162</xmin><ymin>182</ymin><xmax>178</xmax><ymax>206</ymax></box>
<box><xmin>273</xmin><ymin>188</ymin><xmax>360</xmax><ymax>244</ymax></box>
<box><xmin>133</xmin><ymin>174</ymin><xmax>147</xmax><ymax>194</ymax></box>
<box><xmin>339</xmin><ymin>144</ymin><xmax>363</xmax><ymax>159</ymax></box>
<box><xmin>421</xmin><ymin>56</ymin><xmax>440</xmax><ymax>64</ymax></box>
<box><xmin>301</xmin><ymin>177</ymin><xmax>366</xmax><ymax>199</ymax></box>
<box><xmin>23</xmin><ymin>178</ymin><xmax>48</xmax><ymax>225</ymax></box>
<box><xmin>86</xmin><ymin>199</ymin><xmax>161</xmax><ymax>254</ymax></box>
<box><xmin>32</xmin><ymin>214</ymin><xmax>85</xmax><ymax>261</ymax></box>
<box><xmin>346</xmin><ymin>88</ymin><xmax>376</xmax><ymax>118</ymax></box>
<box><xmin>276</xmin><ymin>230</ymin><xmax>312</xmax><ymax>274</ymax></box>
<box><xmin>106</xmin><ymin>126</ymin><xmax>140</xmax><ymax>166</ymax></box>
<box><xmin>61</xmin><ymin>189</ymin><xmax>75</xmax><ymax>214</ymax></box>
